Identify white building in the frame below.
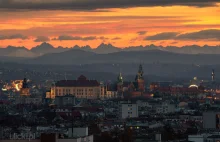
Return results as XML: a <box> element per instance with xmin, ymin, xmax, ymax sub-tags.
<box><xmin>118</xmin><ymin>101</ymin><xmax>138</xmax><ymax>119</ymax></box>
<box><xmin>68</xmin><ymin>127</ymin><xmax>88</xmax><ymax>138</ymax></box>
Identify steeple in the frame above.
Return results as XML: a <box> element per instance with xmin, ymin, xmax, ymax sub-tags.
<box><xmin>117</xmin><ymin>72</ymin><xmax>123</xmax><ymax>84</ymax></box>
<box><xmin>136</xmin><ymin>64</ymin><xmax>144</xmax><ymax>81</ymax></box>
<box><xmin>22</xmin><ymin>78</ymin><xmax>28</xmax><ymax>88</ymax></box>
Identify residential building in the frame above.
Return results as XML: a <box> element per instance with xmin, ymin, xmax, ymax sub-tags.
<box><xmin>15</xmin><ymin>95</ymin><xmax>42</xmax><ymax>105</ymax></box>
<box><xmin>118</xmin><ymin>101</ymin><xmax>138</xmax><ymax>119</ymax></box>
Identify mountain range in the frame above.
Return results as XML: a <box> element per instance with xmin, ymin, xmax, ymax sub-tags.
<box><xmin>1</xmin><ymin>42</ymin><xmax>220</xmax><ymax>58</ymax></box>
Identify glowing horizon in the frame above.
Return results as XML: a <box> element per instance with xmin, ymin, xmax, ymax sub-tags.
<box><xmin>0</xmin><ymin>2</ymin><xmax>220</xmax><ymax>49</ymax></box>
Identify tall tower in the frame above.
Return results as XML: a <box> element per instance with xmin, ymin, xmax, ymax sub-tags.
<box><xmin>117</xmin><ymin>72</ymin><xmax>123</xmax><ymax>96</ymax></box>
<box><xmin>135</xmin><ymin>64</ymin><xmax>145</xmax><ymax>92</ymax></box>
<box><xmin>212</xmin><ymin>69</ymin><xmax>215</xmax><ymax>82</ymax></box>
<box><xmin>20</xmin><ymin>78</ymin><xmax>30</xmax><ymax>96</ymax></box>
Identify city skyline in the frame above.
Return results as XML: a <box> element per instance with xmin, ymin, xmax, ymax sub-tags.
<box><xmin>0</xmin><ymin>0</ymin><xmax>220</xmax><ymax>49</ymax></box>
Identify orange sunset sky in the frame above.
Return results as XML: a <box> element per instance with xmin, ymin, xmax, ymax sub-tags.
<box><xmin>0</xmin><ymin>0</ymin><xmax>220</xmax><ymax>49</ymax></box>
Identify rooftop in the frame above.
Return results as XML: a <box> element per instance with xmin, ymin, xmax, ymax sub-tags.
<box><xmin>55</xmin><ymin>75</ymin><xmax>100</xmax><ymax>87</ymax></box>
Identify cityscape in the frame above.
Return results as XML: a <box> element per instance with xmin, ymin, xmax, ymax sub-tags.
<box><xmin>0</xmin><ymin>0</ymin><xmax>220</xmax><ymax>142</ymax></box>
<box><xmin>0</xmin><ymin>64</ymin><xmax>220</xmax><ymax>142</ymax></box>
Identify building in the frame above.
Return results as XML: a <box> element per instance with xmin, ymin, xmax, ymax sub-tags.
<box><xmin>114</xmin><ymin>64</ymin><xmax>146</xmax><ymax>98</ymax></box>
<box><xmin>203</xmin><ymin>111</ymin><xmax>220</xmax><ymax>129</ymax></box>
<box><xmin>155</xmin><ymin>102</ymin><xmax>176</xmax><ymax>114</ymax></box>
<box><xmin>55</xmin><ymin>95</ymin><xmax>76</xmax><ymax>107</ymax></box>
<box><xmin>20</xmin><ymin>78</ymin><xmax>30</xmax><ymax>96</ymax></box>
<box><xmin>118</xmin><ymin>101</ymin><xmax>138</xmax><ymax>119</ymax></box>
<box><xmin>68</xmin><ymin>127</ymin><xmax>88</xmax><ymax>138</ymax></box>
<box><xmin>50</xmin><ymin>75</ymin><xmax>102</xmax><ymax>99</ymax></box>
<box><xmin>15</xmin><ymin>95</ymin><xmax>42</xmax><ymax>105</ymax></box>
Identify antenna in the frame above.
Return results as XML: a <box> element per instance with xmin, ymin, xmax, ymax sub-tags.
<box><xmin>65</xmin><ymin>72</ymin><xmax>67</xmax><ymax>81</ymax></box>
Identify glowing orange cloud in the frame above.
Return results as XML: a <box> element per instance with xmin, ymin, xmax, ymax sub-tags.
<box><xmin>0</xmin><ymin>5</ymin><xmax>220</xmax><ymax>49</ymax></box>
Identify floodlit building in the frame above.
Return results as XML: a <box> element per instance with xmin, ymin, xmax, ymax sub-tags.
<box><xmin>50</xmin><ymin>75</ymin><xmax>103</xmax><ymax>99</ymax></box>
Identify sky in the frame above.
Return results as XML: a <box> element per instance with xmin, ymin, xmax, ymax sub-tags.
<box><xmin>0</xmin><ymin>0</ymin><xmax>220</xmax><ymax>49</ymax></box>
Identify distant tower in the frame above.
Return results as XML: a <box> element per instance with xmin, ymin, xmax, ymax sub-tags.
<box><xmin>117</xmin><ymin>72</ymin><xmax>123</xmax><ymax>97</ymax></box>
<box><xmin>20</xmin><ymin>78</ymin><xmax>30</xmax><ymax>96</ymax></box>
<box><xmin>135</xmin><ymin>64</ymin><xmax>145</xmax><ymax>92</ymax></box>
<box><xmin>212</xmin><ymin>69</ymin><xmax>215</xmax><ymax>82</ymax></box>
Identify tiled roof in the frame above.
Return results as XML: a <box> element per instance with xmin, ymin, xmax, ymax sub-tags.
<box><xmin>55</xmin><ymin>75</ymin><xmax>100</xmax><ymax>87</ymax></box>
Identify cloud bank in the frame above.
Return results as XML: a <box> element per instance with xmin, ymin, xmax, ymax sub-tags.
<box><xmin>145</xmin><ymin>29</ymin><xmax>220</xmax><ymax>41</ymax></box>
<box><xmin>34</xmin><ymin>36</ymin><xmax>50</xmax><ymax>42</ymax></box>
<box><xmin>0</xmin><ymin>34</ymin><xmax>28</xmax><ymax>40</ymax></box>
<box><xmin>0</xmin><ymin>0</ymin><xmax>219</xmax><ymax>11</ymax></box>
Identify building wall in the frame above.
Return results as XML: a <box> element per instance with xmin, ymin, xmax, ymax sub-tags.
<box><xmin>156</xmin><ymin>103</ymin><xmax>176</xmax><ymax>114</ymax></box>
<box><xmin>20</xmin><ymin>88</ymin><xmax>30</xmax><ymax>96</ymax></box>
<box><xmin>119</xmin><ymin>103</ymin><xmax>138</xmax><ymax>119</ymax></box>
<box><xmin>55</xmin><ymin>96</ymin><xmax>75</xmax><ymax>106</ymax></box>
<box><xmin>68</xmin><ymin>127</ymin><xmax>88</xmax><ymax>138</ymax></box>
<box><xmin>137</xmin><ymin>79</ymin><xmax>145</xmax><ymax>92</ymax></box>
<box><xmin>51</xmin><ymin>86</ymin><xmax>101</xmax><ymax>99</ymax></box>
<box><xmin>203</xmin><ymin>112</ymin><xmax>220</xmax><ymax>129</ymax></box>
<box><xmin>106</xmin><ymin>91</ymin><xmax>117</xmax><ymax>98</ymax></box>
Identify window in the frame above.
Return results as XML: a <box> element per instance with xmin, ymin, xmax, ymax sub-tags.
<box><xmin>128</xmin><ymin>108</ymin><xmax>132</xmax><ymax>110</ymax></box>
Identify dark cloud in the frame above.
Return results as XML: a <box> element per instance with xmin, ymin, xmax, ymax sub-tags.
<box><xmin>99</xmin><ymin>36</ymin><xmax>109</xmax><ymax>40</ymax></box>
<box><xmin>145</xmin><ymin>29</ymin><xmax>220</xmax><ymax>41</ymax></box>
<box><xmin>53</xmin><ymin>35</ymin><xmax>97</xmax><ymax>41</ymax></box>
<box><xmin>176</xmin><ymin>29</ymin><xmax>220</xmax><ymax>40</ymax></box>
<box><xmin>137</xmin><ymin>31</ymin><xmax>147</xmax><ymax>35</ymax></box>
<box><xmin>0</xmin><ymin>34</ymin><xmax>28</xmax><ymax>40</ymax></box>
<box><xmin>0</xmin><ymin>0</ymin><xmax>218</xmax><ymax>11</ymax></box>
<box><xmin>112</xmin><ymin>37</ymin><xmax>121</xmax><ymax>40</ymax></box>
<box><xmin>145</xmin><ymin>32</ymin><xmax>179</xmax><ymax>40</ymax></box>
<box><xmin>34</xmin><ymin>36</ymin><xmax>50</xmax><ymax>42</ymax></box>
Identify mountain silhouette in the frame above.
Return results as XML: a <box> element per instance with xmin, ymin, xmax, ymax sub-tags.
<box><xmin>31</xmin><ymin>42</ymin><xmax>68</xmax><ymax>55</ymax></box>
<box><xmin>6</xmin><ymin>49</ymin><xmax>219</xmax><ymax>65</ymax></box>
<box><xmin>1</xmin><ymin>42</ymin><xmax>220</xmax><ymax>59</ymax></box>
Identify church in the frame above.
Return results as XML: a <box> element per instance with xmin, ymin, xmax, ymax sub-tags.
<box><xmin>115</xmin><ymin>64</ymin><xmax>147</xmax><ymax>98</ymax></box>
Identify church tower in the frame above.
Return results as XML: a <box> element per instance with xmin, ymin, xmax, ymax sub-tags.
<box><xmin>135</xmin><ymin>64</ymin><xmax>145</xmax><ymax>92</ymax></box>
<box><xmin>212</xmin><ymin>69</ymin><xmax>215</xmax><ymax>82</ymax></box>
<box><xmin>20</xmin><ymin>78</ymin><xmax>30</xmax><ymax>96</ymax></box>
<box><xmin>117</xmin><ymin>72</ymin><xmax>123</xmax><ymax>93</ymax></box>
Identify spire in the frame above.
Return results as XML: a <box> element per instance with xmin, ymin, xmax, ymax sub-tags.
<box><xmin>117</xmin><ymin>72</ymin><xmax>123</xmax><ymax>84</ymax></box>
<box><xmin>138</xmin><ymin>64</ymin><xmax>143</xmax><ymax>75</ymax></box>
<box><xmin>136</xmin><ymin>64</ymin><xmax>144</xmax><ymax>80</ymax></box>
<box><xmin>22</xmin><ymin>78</ymin><xmax>28</xmax><ymax>88</ymax></box>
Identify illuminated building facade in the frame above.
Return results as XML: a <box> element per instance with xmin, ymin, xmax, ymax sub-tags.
<box><xmin>50</xmin><ymin>75</ymin><xmax>103</xmax><ymax>99</ymax></box>
<box><xmin>20</xmin><ymin>78</ymin><xmax>30</xmax><ymax>96</ymax></box>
